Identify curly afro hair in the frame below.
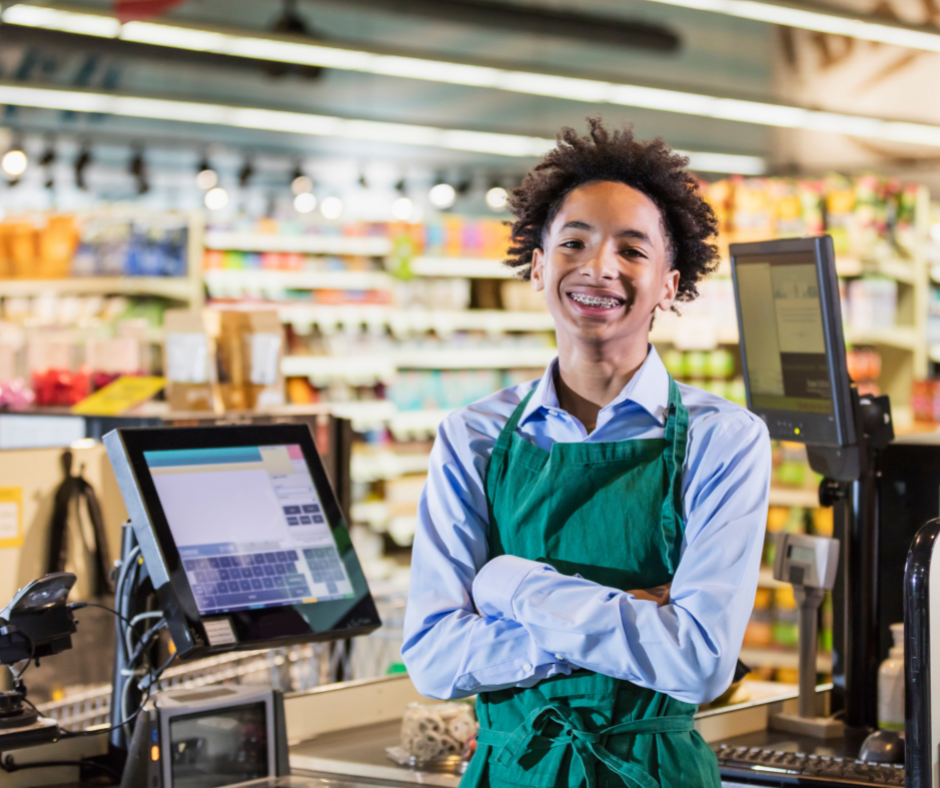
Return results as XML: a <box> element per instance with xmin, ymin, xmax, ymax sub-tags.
<box><xmin>506</xmin><ymin>117</ymin><xmax>719</xmax><ymax>304</ymax></box>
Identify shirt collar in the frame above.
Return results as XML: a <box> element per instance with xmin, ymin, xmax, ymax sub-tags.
<box><xmin>519</xmin><ymin>345</ymin><xmax>671</xmax><ymax>427</ymax></box>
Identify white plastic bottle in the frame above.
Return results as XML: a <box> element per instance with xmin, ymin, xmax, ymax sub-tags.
<box><xmin>878</xmin><ymin>622</ymin><xmax>905</xmax><ymax>731</ymax></box>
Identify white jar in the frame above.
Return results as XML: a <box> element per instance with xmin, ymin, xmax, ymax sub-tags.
<box><xmin>878</xmin><ymin>622</ymin><xmax>905</xmax><ymax>731</ymax></box>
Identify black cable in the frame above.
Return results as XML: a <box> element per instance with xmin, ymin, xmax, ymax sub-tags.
<box><xmin>59</xmin><ymin>652</ymin><xmax>176</xmax><ymax>739</ymax></box>
<box><xmin>0</xmin><ymin>755</ymin><xmax>122</xmax><ymax>779</ymax></box>
<box><xmin>68</xmin><ymin>601</ymin><xmax>134</xmax><ymax>629</ymax></box>
<box><xmin>11</xmin><ymin>631</ymin><xmax>35</xmax><ymax>681</ymax></box>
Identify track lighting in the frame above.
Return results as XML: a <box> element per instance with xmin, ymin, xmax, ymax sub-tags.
<box><xmin>428</xmin><ymin>180</ymin><xmax>456</xmax><ymax>209</ymax></box>
<box><xmin>320</xmin><ymin>196</ymin><xmax>343</xmax><ymax>219</ymax></box>
<box><xmin>486</xmin><ymin>184</ymin><xmax>508</xmax><ymax>210</ymax></box>
<box><xmin>129</xmin><ymin>146</ymin><xmax>148</xmax><ymax>195</ymax></box>
<box><xmin>74</xmin><ymin>142</ymin><xmax>91</xmax><ymax>190</ymax></box>
<box><xmin>293</xmin><ymin>192</ymin><xmax>316</xmax><ymax>213</ymax></box>
<box><xmin>238</xmin><ymin>156</ymin><xmax>254</xmax><ymax>188</ymax></box>
<box><xmin>1</xmin><ymin>146</ymin><xmax>27</xmax><ymax>178</ymax></box>
<box><xmin>291</xmin><ymin>165</ymin><xmax>312</xmax><ymax>195</ymax></box>
<box><xmin>392</xmin><ymin>196</ymin><xmax>414</xmax><ymax>221</ymax></box>
<box><xmin>196</xmin><ymin>155</ymin><xmax>217</xmax><ymax>190</ymax></box>
<box><xmin>204</xmin><ymin>186</ymin><xmax>229</xmax><ymax>210</ymax></box>
<box><xmin>39</xmin><ymin>142</ymin><xmax>55</xmax><ymax>189</ymax></box>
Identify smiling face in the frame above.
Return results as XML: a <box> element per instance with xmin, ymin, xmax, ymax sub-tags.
<box><xmin>531</xmin><ymin>180</ymin><xmax>679</xmax><ymax>355</ymax></box>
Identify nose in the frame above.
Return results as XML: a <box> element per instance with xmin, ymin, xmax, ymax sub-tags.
<box><xmin>578</xmin><ymin>242</ymin><xmax>618</xmax><ymax>281</ymax></box>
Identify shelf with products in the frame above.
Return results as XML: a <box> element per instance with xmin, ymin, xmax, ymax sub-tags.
<box><xmin>204</xmin><ymin>230</ymin><xmax>391</xmax><ymax>257</ymax></box>
<box><xmin>277</xmin><ymin>304</ymin><xmax>556</xmax><ymax>335</ymax></box>
<box><xmin>739</xmin><ymin>647</ymin><xmax>833</xmax><ymax>673</ymax></box>
<box><xmin>0</xmin><ymin>210</ymin><xmax>205</xmax><ymax>408</ymax></box>
<box><xmin>282</xmin><ymin>346</ymin><xmax>557</xmax><ymax>380</ymax></box>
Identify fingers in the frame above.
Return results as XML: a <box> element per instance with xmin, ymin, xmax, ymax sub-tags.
<box><xmin>627</xmin><ymin>583</ymin><xmax>672</xmax><ymax>607</ymax></box>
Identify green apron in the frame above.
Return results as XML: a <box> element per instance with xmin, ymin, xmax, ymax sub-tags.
<box><xmin>462</xmin><ymin>376</ymin><xmax>720</xmax><ymax>788</ymax></box>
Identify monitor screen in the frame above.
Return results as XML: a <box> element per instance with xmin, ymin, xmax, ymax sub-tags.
<box><xmin>735</xmin><ymin>253</ymin><xmax>833</xmax><ymax>416</ymax></box>
<box><xmin>104</xmin><ymin>423</ymin><xmax>381</xmax><ymax>660</ymax></box>
<box><xmin>730</xmin><ymin>237</ymin><xmax>853</xmax><ymax>447</ymax></box>
<box><xmin>144</xmin><ymin>444</ymin><xmax>353</xmax><ymax>616</ymax></box>
<box><xmin>169</xmin><ymin>701</ymin><xmax>268</xmax><ymax>788</ymax></box>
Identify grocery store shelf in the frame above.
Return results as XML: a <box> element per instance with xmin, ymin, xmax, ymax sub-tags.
<box><xmin>409</xmin><ymin>257</ymin><xmax>517</xmax><ymax>279</ymax></box>
<box><xmin>205</xmin><ymin>269</ymin><xmax>392</xmax><ymax>294</ymax></box>
<box><xmin>278</xmin><ymin>305</ymin><xmax>556</xmax><ymax>334</ymax></box>
<box><xmin>395</xmin><ymin>346</ymin><xmax>557</xmax><ymax>369</ymax></box>
<box><xmin>283</xmin><ymin>347</ymin><xmax>556</xmax><ymax>378</ymax></box>
<box><xmin>739</xmin><ymin>648</ymin><xmax>832</xmax><ymax>673</ymax></box>
<box><xmin>768</xmin><ymin>487</ymin><xmax>819</xmax><ymax>508</ymax></box>
<box><xmin>0</xmin><ymin>276</ymin><xmax>195</xmax><ymax>300</ymax></box>
<box><xmin>281</xmin><ymin>355</ymin><xmax>397</xmax><ymax>384</ymax></box>
<box><xmin>352</xmin><ymin>451</ymin><xmax>431</xmax><ymax>482</ymax></box>
<box><xmin>649</xmin><ymin>315</ymin><xmax>739</xmax><ymax>347</ymax></box>
<box><xmin>837</xmin><ymin>256</ymin><xmax>915</xmax><ymax>284</ymax></box>
<box><xmin>389</xmin><ymin>409</ymin><xmax>451</xmax><ymax>439</ymax></box>
<box><xmin>846</xmin><ymin>325</ymin><xmax>916</xmax><ymax>349</ymax></box>
<box><xmin>204</xmin><ymin>231</ymin><xmax>390</xmax><ymax>257</ymax></box>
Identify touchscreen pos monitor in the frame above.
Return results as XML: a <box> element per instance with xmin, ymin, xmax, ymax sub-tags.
<box><xmin>730</xmin><ymin>236</ymin><xmax>855</xmax><ymax>448</ymax></box>
<box><xmin>104</xmin><ymin>424</ymin><xmax>381</xmax><ymax>660</ymax></box>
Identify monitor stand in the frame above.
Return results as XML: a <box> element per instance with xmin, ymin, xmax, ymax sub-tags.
<box><xmin>807</xmin><ymin>388</ymin><xmax>893</xmax><ymax>733</ymax></box>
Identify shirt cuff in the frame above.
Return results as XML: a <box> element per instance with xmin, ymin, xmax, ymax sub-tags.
<box><xmin>473</xmin><ymin>554</ymin><xmax>554</xmax><ymax>620</ymax></box>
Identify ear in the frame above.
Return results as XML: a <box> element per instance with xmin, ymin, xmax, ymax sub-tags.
<box><xmin>530</xmin><ymin>247</ymin><xmax>546</xmax><ymax>292</ymax></box>
<box><xmin>655</xmin><ymin>268</ymin><xmax>680</xmax><ymax>312</ymax></box>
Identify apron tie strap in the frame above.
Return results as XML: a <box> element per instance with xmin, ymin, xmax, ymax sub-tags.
<box><xmin>477</xmin><ymin>702</ymin><xmax>694</xmax><ymax>788</ymax></box>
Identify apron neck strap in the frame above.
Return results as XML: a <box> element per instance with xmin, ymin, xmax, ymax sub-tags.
<box><xmin>495</xmin><ymin>388</ymin><xmax>536</xmax><ymax>455</ymax></box>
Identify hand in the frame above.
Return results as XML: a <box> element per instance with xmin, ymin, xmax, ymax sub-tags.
<box><xmin>627</xmin><ymin>583</ymin><xmax>672</xmax><ymax>607</ymax></box>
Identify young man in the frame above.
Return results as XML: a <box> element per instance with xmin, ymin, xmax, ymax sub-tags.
<box><xmin>402</xmin><ymin>119</ymin><xmax>771</xmax><ymax>788</ymax></box>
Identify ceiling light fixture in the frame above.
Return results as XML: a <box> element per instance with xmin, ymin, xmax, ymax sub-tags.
<box><xmin>1</xmin><ymin>147</ymin><xmax>27</xmax><ymax>178</ymax></box>
<box><xmin>196</xmin><ymin>155</ymin><xmax>218</xmax><ymax>189</ymax></box>
<box><xmin>429</xmin><ymin>181</ymin><xmax>457</xmax><ymax>208</ymax></box>
<box><xmin>3</xmin><ymin>4</ymin><xmax>939</xmax><ymax>140</ymax></box>
<box><xmin>320</xmin><ymin>196</ymin><xmax>343</xmax><ymax>219</ymax></box>
<box><xmin>640</xmin><ymin>0</ymin><xmax>940</xmax><ymax>54</ymax></box>
<box><xmin>0</xmin><ymin>83</ymin><xmax>767</xmax><ymax>172</ymax></box>
<box><xmin>74</xmin><ymin>142</ymin><xmax>91</xmax><ymax>190</ymax></box>
<box><xmin>205</xmin><ymin>186</ymin><xmax>229</xmax><ymax>210</ymax></box>
<box><xmin>392</xmin><ymin>195</ymin><xmax>414</xmax><ymax>221</ymax></box>
<box><xmin>486</xmin><ymin>185</ymin><xmax>509</xmax><ymax>210</ymax></box>
<box><xmin>293</xmin><ymin>191</ymin><xmax>317</xmax><ymax>213</ymax></box>
<box><xmin>238</xmin><ymin>156</ymin><xmax>254</xmax><ymax>188</ymax></box>
<box><xmin>128</xmin><ymin>146</ymin><xmax>148</xmax><ymax>194</ymax></box>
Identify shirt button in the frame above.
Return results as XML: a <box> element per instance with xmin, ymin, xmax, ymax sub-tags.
<box><xmin>523</xmin><ymin>663</ymin><xmax>533</xmax><ymax>672</ymax></box>
<box><xmin>555</xmin><ymin>654</ymin><xmax>565</xmax><ymax>661</ymax></box>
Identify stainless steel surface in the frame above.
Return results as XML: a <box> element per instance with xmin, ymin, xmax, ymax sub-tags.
<box><xmin>290</xmin><ymin>720</ymin><xmax>460</xmax><ymax>787</ymax></box>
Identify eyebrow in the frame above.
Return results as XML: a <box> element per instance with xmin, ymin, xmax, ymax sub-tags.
<box><xmin>560</xmin><ymin>220</ymin><xmax>653</xmax><ymax>244</ymax></box>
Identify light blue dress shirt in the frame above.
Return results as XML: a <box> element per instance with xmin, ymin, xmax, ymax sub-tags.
<box><xmin>401</xmin><ymin>346</ymin><xmax>771</xmax><ymax>705</ymax></box>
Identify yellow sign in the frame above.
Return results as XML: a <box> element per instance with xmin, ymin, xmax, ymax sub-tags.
<box><xmin>71</xmin><ymin>376</ymin><xmax>166</xmax><ymax>416</ymax></box>
<box><xmin>0</xmin><ymin>487</ymin><xmax>23</xmax><ymax>549</ymax></box>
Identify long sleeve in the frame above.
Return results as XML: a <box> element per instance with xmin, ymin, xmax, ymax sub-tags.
<box><xmin>401</xmin><ymin>406</ymin><xmax>572</xmax><ymax>700</ymax></box>
<box><xmin>472</xmin><ymin>411</ymin><xmax>771</xmax><ymax>705</ymax></box>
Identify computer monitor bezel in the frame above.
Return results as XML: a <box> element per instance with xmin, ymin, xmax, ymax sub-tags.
<box><xmin>104</xmin><ymin>423</ymin><xmax>381</xmax><ymax>661</ymax></box>
<box><xmin>730</xmin><ymin>235</ymin><xmax>856</xmax><ymax>448</ymax></box>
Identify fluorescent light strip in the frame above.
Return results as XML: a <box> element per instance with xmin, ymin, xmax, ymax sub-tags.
<box><xmin>2</xmin><ymin>4</ymin><xmax>939</xmax><ymax>147</ymax></box>
<box><xmin>0</xmin><ymin>83</ymin><xmax>766</xmax><ymax>173</ymax></box>
<box><xmin>641</xmin><ymin>0</ymin><xmax>940</xmax><ymax>53</ymax></box>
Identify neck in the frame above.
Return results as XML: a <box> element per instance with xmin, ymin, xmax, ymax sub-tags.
<box><xmin>554</xmin><ymin>331</ymin><xmax>650</xmax><ymax>431</ymax></box>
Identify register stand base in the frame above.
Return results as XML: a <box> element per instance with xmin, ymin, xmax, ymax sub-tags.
<box><xmin>769</xmin><ymin>712</ymin><xmax>846</xmax><ymax>740</ymax></box>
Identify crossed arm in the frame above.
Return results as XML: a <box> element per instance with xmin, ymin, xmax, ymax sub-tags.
<box><xmin>401</xmin><ymin>412</ymin><xmax>770</xmax><ymax>705</ymax></box>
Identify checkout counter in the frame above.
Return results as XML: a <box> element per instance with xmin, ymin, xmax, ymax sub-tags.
<box><xmin>1</xmin><ymin>234</ymin><xmax>939</xmax><ymax>788</ymax></box>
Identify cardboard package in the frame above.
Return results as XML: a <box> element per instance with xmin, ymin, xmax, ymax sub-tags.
<box><xmin>163</xmin><ymin>309</ymin><xmax>222</xmax><ymax>413</ymax></box>
<box><xmin>216</xmin><ymin>310</ymin><xmax>284</xmax><ymax>410</ymax></box>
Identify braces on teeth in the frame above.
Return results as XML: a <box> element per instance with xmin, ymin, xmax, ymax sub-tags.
<box><xmin>569</xmin><ymin>293</ymin><xmax>623</xmax><ymax>308</ymax></box>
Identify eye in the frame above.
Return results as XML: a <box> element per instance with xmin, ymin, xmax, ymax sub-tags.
<box><xmin>621</xmin><ymin>247</ymin><xmax>647</xmax><ymax>259</ymax></box>
<box><xmin>560</xmin><ymin>239</ymin><xmax>584</xmax><ymax>249</ymax></box>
